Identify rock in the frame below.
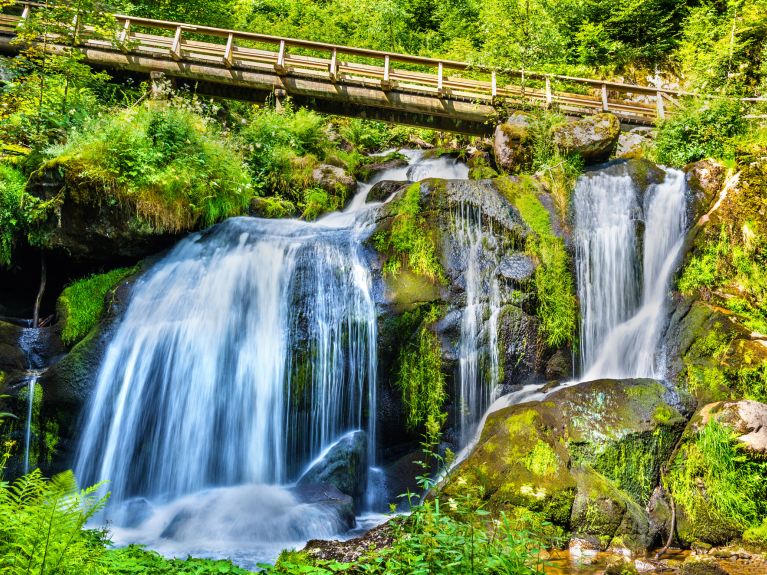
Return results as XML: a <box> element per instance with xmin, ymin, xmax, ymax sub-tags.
<box><xmin>311</xmin><ymin>164</ymin><xmax>357</xmax><ymax>196</ymax></box>
<box><xmin>408</xmin><ymin>134</ymin><xmax>434</xmax><ymax>149</ymax></box>
<box><xmin>499</xmin><ymin>254</ymin><xmax>535</xmax><ymax>281</ymax></box>
<box><xmin>545</xmin><ymin>349</ymin><xmax>572</xmax><ymax>380</ymax></box>
<box><xmin>298</xmin><ymin>430</ymin><xmax>368</xmax><ymax>509</ymax></box>
<box><xmin>699</xmin><ymin>400</ymin><xmax>767</xmax><ymax>454</ymax></box>
<box><xmin>366</xmin><ymin>180</ymin><xmax>407</xmax><ymax>203</ymax></box>
<box><xmin>304</xmin><ymin>518</ymin><xmax>399</xmax><ymax>563</ymax></box>
<box><xmin>605</xmin><ymin>557</ymin><xmax>639</xmax><ymax>575</ymax></box>
<box><xmin>357</xmin><ymin>156</ymin><xmax>409</xmax><ymax>182</ymax></box>
<box><xmin>0</xmin><ymin>320</ymin><xmax>26</xmax><ymax>381</ymax></box>
<box><xmin>467</xmin><ymin>150</ymin><xmax>498</xmax><ymax>180</ymax></box>
<box><xmin>292</xmin><ymin>484</ymin><xmax>356</xmax><ymax>531</ymax></box>
<box><xmin>26</xmin><ymin>169</ymin><xmax>180</xmax><ymax>264</ymax></box>
<box><xmin>493</xmin><ymin>112</ymin><xmax>532</xmax><ymax>174</ymax></box>
<box><xmin>441</xmin><ymin>379</ymin><xmax>688</xmax><ymax>552</ymax></box>
<box><xmin>684</xmin><ymin>159</ymin><xmax>726</xmax><ymax>224</ymax></box>
<box><xmin>647</xmin><ymin>486</ymin><xmax>673</xmax><ymax>544</ymax></box>
<box><xmin>616</xmin><ymin>127</ymin><xmax>655</xmax><ymax>159</ymax></box>
<box><xmin>552</xmin><ymin>113</ymin><xmax>621</xmax><ymax>164</ymax></box>
<box><xmin>679</xmin><ymin>556</ymin><xmax>728</xmax><ymax>575</ymax></box>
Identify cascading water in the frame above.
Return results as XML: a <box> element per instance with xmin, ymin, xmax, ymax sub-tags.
<box><xmin>575</xmin><ymin>165</ymin><xmax>688</xmax><ymax>380</ymax></box>
<box><xmin>454</xmin><ymin>203</ymin><xmax>501</xmax><ymax>445</ymax></box>
<box><xmin>22</xmin><ymin>374</ymin><xmax>37</xmax><ymax>474</ymax></box>
<box><xmin>74</xmin><ymin>149</ymin><xmax>469</xmax><ymax>567</ymax></box>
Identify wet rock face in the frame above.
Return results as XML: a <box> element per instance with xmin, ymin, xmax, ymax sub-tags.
<box><xmin>297</xmin><ymin>430</ymin><xmax>369</xmax><ymax>510</ymax></box>
<box><xmin>441</xmin><ymin>379</ymin><xmax>689</xmax><ymax>554</ymax></box>
<box><xmin>552</xmin><ymin>113</ymin><xmax>621</xmax><ymax>164</ymax></box>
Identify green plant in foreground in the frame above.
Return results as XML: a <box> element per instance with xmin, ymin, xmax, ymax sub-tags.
<box><xmin>59</xmin><ymin>267</ymin><xmax>137</xmax><ymax>346</ymax></box>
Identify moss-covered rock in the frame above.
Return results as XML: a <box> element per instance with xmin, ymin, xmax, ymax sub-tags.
<box><xmin>552</xmin><ymin>113</ymin><xmax>621</xmax><ymax>164</ymax></box>
<box><xmin>442</xmin><ymin>379</ymin><xmax>688</xmax><ymax>551</ymax></box>
<box><xmin>492</xmin><ymin>113</ymin><xmax>533</xmax><ymax>174</ymax></box>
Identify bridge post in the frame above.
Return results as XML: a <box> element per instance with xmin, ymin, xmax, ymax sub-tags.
<box><xmin>19</xmin><ymin>3</ymin><xmax>30</xmax><ymax>23</ymax></box>
<box><xmin>223</xmin><ymin>33</ymin><xmax>234</xmax><ymax>68</ymax></box>
<box><xmin>601</xmin><ymin>83</ymin><xmax>609</xmax><ymax>111</ymax></box>
<box><xmin>274</xmin><ymin>88</ymin><xmax>287</xmax><ymax>112</ymax></box>
<box><xmin>275</xmin><ymin>40</ymin><xmax>287</xmax><ymax>74</ymax></box>
<box><xmin>171</xmin><ymin>26</ymin><xmax>183</xmax><ymax>61</ymax></box>
<box><xmin>437</xmin><ymin>62</ymin><xmax>444</xmax><ymax>97</ymax></box>
<box><xmin>118</xmin><ymin>19</ymin><xmax>131</xmax><ymax>51</ymax></box>
<box><xmin>329</xmin><ymin>48</ymin><xmax>337</xmax><ymax>82</ymax></box>
<box><xmin>382</xmin><ymin>55</ymin><xmax>391</xmax><ymax>91</ymax></box>
<box><xmin>656</xmin><ymin>91</ymin><xmax>665</xmax><ymax>120</ymax></box>
<box><xmin>545</xmin><ymin>76</ymin><xmax>552</xmax><ymax>107</ymax></box>
<box><xmin>491</xmin><ymin>71</ymin><xmax>497</xmax><ymax>100</ymax></box>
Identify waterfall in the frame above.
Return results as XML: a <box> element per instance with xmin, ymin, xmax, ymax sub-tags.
<box><xmin>75</xmin><ymin>217</ymin><xmax>377</xmax><ymax>501</ymax></box>
<box><xmin>22</xmin><ymin>374</ymin><xmax>37</xmax><ymax>474</ymax></box>
<box><xmin>455</xmin><ymin>203</ymin><xmax>501</xmax><ymax>445</ymax></box>
<box><xmin>575</xmin><ymin>165</ymin><xmax>688</xmax><ymax>380</ymax></box>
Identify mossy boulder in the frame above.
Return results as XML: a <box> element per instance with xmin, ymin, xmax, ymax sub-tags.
<box><xmin>493</xmin><ymin>113</ymin><xmax>533</xmax><ymax>174</ymax></box>
<box><xmin>311</xmin><ymin>164</ymin><xmax>357</xmax><ymax>197</ymax></box>
<box><xmin>442</xmin><ymin>379</ymin><xmax>688</xmax><ymax>551</ymax></box>
<box><xmin>552</xmin><ymin>113</ymin><xmax>621</xmax><ymax>164</ymax></box>
<box><xmin>699</xmin><ymin>400</ymin><xmax>767</xmax><ymax>455</ymax></box>
<box><xmin>684</xmin><ymin>159</ymin><xmax>726</xmax><ymax>224</ymax></box>
<box><xmin>616</xmin><ymin>127</ymin><xmax>655</xmax><ymax>159</ymax></box>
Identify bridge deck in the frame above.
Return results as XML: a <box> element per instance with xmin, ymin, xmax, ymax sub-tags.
<box><xmin>0</xmin><ymin>3</ymin><xmax>685</xmax><ymax>133</ymax></box>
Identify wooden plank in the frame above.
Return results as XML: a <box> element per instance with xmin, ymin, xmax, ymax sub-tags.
<box><xmin>223</xmin><ymin>32</ymin><xmax>233</xmax><ymax>67</ymax></box>
<box><xmin>170</xmin><ymin>25</ymin><xmax>183</xmax><ymax>60</ymax></box>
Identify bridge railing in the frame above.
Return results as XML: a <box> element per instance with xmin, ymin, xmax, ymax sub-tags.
<box><xmin>0</xmin><ymin>1</ymin><xmax>705</xmax><ymax>124</ymax></box>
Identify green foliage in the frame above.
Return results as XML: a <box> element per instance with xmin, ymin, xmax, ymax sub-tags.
<box><xmin>0</xmin><ymin>468</ymin><xmax>108</xmax><ymax>575</ymax></box>
<box><xmin>47</xmin><ymin>104</ymin><xmax>252</xmax><ymax>231</ymax></box>
<box><xmin>744</xmin><ymin>518</ymin><xmax>767</xmax><ymax>545</ymax></box>
<box><xmin>396</xmin><ymin>310</ymin><xmax>446</xmax><ymax>431</ymax></box>
<box><xmin>669</xmin><ymin>421</ymin><xmax>767</xmax><ymax>531</ymax></box>
<box><xmin>0</xmin><ymin>163</ymin><xmax>26</xmax><ymax>266</ymax></box>
<box><xmin>58</xmin><ymin>267</ymin><xmax>137</xmax><ymax>346</ymax></box>
<box><xmin>376</xmin><ymin>182</ymin><xmax>445</xmax><ymax>283</ymax></box>
<box><xmin>655</xmin><ymin>99</ymin><xmax>747</xmax><ymax>167</ymax></box>
<box><xmin>102</xmin><ymin>545</ymin><xmax>253</xmax><ymax>574</ymax></box>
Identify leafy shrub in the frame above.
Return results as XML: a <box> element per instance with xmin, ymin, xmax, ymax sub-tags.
<box><xmin>46</xmin><ymin>104</ymin><xmax>253</xmax><ymax>231</ymax></box>
<box><xmin>0</xmin><ymin>163</ymin><xmax>26</xmax><ymax>266</ymax></box>
<box><xmin>58</xmin><ymin>267</ymin><xmax>137</xmax><ymax>346</ymax></box>
<box><xmin>655</xmin><ymin>99</ymin><xmax>747</xmax><ymax>167</ymax></box>
<box><xmin>102</xmin><ymin>545</ymin><xmax>253</xmax><ymax>574</ymax></box>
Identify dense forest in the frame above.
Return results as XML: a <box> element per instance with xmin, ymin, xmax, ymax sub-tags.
<box><xmin>1</xmin><ymin>0</ymin><xmax>767</xmax><ymax>574</ymax></box>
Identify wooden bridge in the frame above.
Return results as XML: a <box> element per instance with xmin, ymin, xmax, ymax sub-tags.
<box><xmin>0</xmin><ymin>2</ymin><xmax>687</xmax><ymax>134</ymax></box>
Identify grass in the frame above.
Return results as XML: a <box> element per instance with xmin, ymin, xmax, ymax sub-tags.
<box><xmin>669</xmin><ymin>420</ymin><xmax>767</xmax><ymax>531</ymax></box>
<box><xmin>58</xmin><ymin>267</ymin><xmax>137</xmax><ymax>346</ymax></box>
<box><xmin>46</xmin><ymin>104</ymin><xmax>253</xmax><ymax>232</ymax></box>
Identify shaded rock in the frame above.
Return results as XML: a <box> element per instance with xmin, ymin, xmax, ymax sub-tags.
<box><xmin>553</xmin><ymin>113</ymin><xmax>621</xmax><ymax>164</ymax></box>
<box><xmin>304</xmin><ymin>518</ymin><xmax>399</xmax><ymax>563</ymax></box>
<box><xmin>545</xmin><ymin>348</ymin><xmax>572</xmax><ymax>381</ymax></box>
<box><xmin>298</xmin><ymin>430</ymin><xmax>368</xmax><ymax>509</ymax></box>
<box><xmin>647</xmin><ymin>486</ymin><xmax>673</xmax><ymax>545</ymax></box>
<box><xmin>493</xmin><ymin>112</ymin><xmax>532</xmax><ymax>174</ymax></box>
<box><xmin>366</xmin><ymin>180</ymin><xmax>407</xmax><ymax>203</ymax></box>
<box><xmin>26</xmin><ymin>169</ymin><xmax>179</xmax><ymax>264</ymax></box>
<box><xmin>292</xmin><ymin>484</ymin><xmax>356</xmax><ymax>531</ymax></box>
<box><xmin>616</xmin><ymin>127</ymin><xmax>654</xmax><ymax>159</ymax></box>
<box><xmin>699</xmin><ymin>400</ymin><xmax>767</xmax><ymax>454</ymax></box>
<box><xmin>311</xmin><ymin>164</ymin><xmax>357</xmax><ymax>196</ymax></box>
<box><xmin>0</xmin><ymin>320</ymin><xmax>26</xmax><ymax>380</ymax></box>
<box><xmin>467</xmin><ymin>150</ymin><xmax>499</xmax><ymax>180</ymax></box>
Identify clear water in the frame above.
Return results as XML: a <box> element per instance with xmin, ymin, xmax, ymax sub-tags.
<box><xmin>75</xmin><ymin>150</ymin><xmax>469</xmax><ymax>567</ymax></box>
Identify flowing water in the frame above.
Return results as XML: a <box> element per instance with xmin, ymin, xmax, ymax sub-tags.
<box><xmin>576</xmin><ymin>166</ymin><xmax>688</xmax><ymax>380</ymax></box>
<box><xmin>75</xmin><ymin>150</ymin><xmax>468</xmax><ymax>568</ymax></box>
<box><xmin>454</xmin><ymin>203</ymin><xmax>502</xmax><ymax>445</ymax></box>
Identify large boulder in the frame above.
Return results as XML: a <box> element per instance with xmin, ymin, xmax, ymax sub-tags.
<box><xmin>297</xmin><ymin>430</ymin><xmax>369</xmax><ymax>509</ymax></box>
<box><xmin>441</xmin><ymin>379</ymin><xmax>689</xmax><ymax>553</ymax></box>
<box><xmin>552</xmin><ymin>113</ymin><xmax>621</xmax><ymax>164</ymax></box>
<box><xmin>493</xmin><ymin>112</ymin><xmax>532</xmax><ymax>174</ymax></box>
<box><xmin>616</xmin><ymin>127</ymin><xmax>655</xmax><ymax>159</ymax></box>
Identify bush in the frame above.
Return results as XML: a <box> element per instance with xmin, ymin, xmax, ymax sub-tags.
<box><xmin>0</xmin><ymin>163</ymin><xmax>26</xmax><ymax>266</ymax></box>
<box><xmin>46</xmin><ymin>104</ymin><xmax>253</xmax><ymax>232</ymax></box>
<box><xmin>58</xmin><ymin>267</ymin><xmax>137</xmax><ymax>346</ymax></box>
<box><xmin>655</xmin><ymin>99</ymin><xmax>747</xmax><ymax>167</ymax></box>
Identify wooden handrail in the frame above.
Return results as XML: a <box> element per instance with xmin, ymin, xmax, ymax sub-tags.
<box><xmin>6</xmin><ymin>0</ymin><xmax>689</xmax><ymax>97</ymax></box>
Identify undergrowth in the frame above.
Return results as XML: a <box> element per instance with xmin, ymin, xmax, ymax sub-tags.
<box><xmin>0</xmin><ymin>163</ymin><xmax>26</xmax><ymax>266</ymax></box>
<box><xmin>46</xmin><ymin>104</ymin><xmax>253</xmax><ymax>232</ymax></box>
<box><xmin>669</xmin><ymin>420</ymin><xmax>767</xmax><ymax>532</ymax></box>
<box><xmin>58</xmin><ymin>267</ymin><xmax>137</xmax><ymax>346</ymax></box>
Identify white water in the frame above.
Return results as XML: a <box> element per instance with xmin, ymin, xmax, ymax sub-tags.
<box><xmin>76</xmin><ymin>150</ymin><xmax>469</xmax><ymax>567</ymax></box>
<box><xmin>22</xmin><ymin>373</ymin><xmax>39</xmax><ymax>474</ymax></box>
<box><xmin>577</xmin><ymin>166</ymin><xmax>688</xmax><ymax>380</ymax></box>
<box><xmin>455</xmin><ymin>203</ymin><xmax>502</xmax><ymax>445</ymax></box>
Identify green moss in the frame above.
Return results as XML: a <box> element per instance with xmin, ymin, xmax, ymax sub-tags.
<box><xmin>744</xmin><ymin>519</ymin><xmax>767</xmax><ymax>545</ymax></box>
<box><xmin>301</xmin><ymin>187</ymin><xmax>339</xmax><ymax>220</ymax></box>
<box><xmin>653</xmin><ymin>404</ymin><xmax>677</xmax><ymax>425</ymax></box>
<box><xmin>524</xmin><ymin>440</ymin><xmax>560</xmax><ymax>477</ymax></box>
<box><xmin>376</xmin><ymin>182</ymin><xmax>446</xmax><ymax>284</ymax></box>
<box><xmin>396</xmin><ymin>310</ymin><xmax>446</xmax><ymax>431</ymax></box>
<box><xmin>58</xmin><ymin>267</ymin><xmax>137</xmax><ymax>346</ymax></box>
<box><xmin>669</xmin><ymin>420</ymin><xmax>767</xmax><ymax>539</ymax></box>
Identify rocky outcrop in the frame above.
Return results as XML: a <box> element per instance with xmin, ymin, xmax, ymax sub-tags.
<box><xmin>616</xmin><ymin>127</ymin><xmax>654</xmax><ymax>159</ymax></box>
<box><xmin>311</xmin><ymin>164</ymin><xmax>357</xmax><ymax>196</ymax></box>
<box><xmin>552</xmin><ymin>113</ymin><xmax>621</xmax><ymax>164</ymax></box>
<box><xmin>441</xmin><ymin>379</ymin><xmax>690</xmax><ymax>554</ymax></box>
<box><xmin>699</xmin><ymin>400</ymin><xmax>767</xmax><ymax>454</ymax></box>
<box><xmin>684</xmin><ymin>159</ymin><xmax>726</xmax><ymax>224</ymax></box>
<box><xmin>26</xmin><ymin>169</ymin><xmax>180</xmax><ymax>264</ymax></box>
<box><xmin>493</xmin><ymin>113</ymin><xmax>532</xmax><ymax>174</ymax></box>
<box><xmin>298</xmin><ymin>430</ymin><xmax>369</xmax><ymax>509</ymax></box>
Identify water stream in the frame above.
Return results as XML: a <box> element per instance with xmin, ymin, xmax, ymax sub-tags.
<box><xmin>75</xmin><ymin>150</ymin><xmax>468</xmax><ymax>567</ymax></box>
